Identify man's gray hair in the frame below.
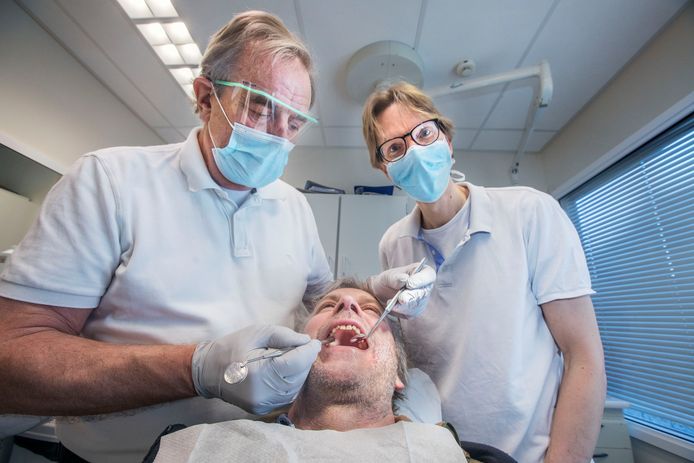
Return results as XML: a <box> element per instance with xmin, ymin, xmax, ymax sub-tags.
<box><xmin>302</xmin><ymin>277</ymin><xmax>409</xmax><ymax>412</ymax></box>
<box><xmin>198</xmin><ymin>10</ymin><xmax>315</xmax><ymax>111</ymax></box>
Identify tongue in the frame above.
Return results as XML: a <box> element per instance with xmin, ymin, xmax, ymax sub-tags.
<box><xmin>333</xmin><ymin>330</ymin><xmax>368</xmax><ymax>350</ymax></box>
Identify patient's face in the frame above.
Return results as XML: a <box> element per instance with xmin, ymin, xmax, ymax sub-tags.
<box><xmin>303</xmin><ymin>288</ymin><xmax>404</xmax><ymax>397</ymax></box>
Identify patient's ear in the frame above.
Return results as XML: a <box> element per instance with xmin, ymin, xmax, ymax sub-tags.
<box><xmin>395</xmin><ymin>376</ymin><xmax>405</xmax><ymax>391</ymax></box>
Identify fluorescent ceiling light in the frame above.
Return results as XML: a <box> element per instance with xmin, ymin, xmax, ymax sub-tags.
<box><xmin>164</xmin><ymin>22</ymin><xmax>193</xmax><ymax>44</ymax></box>
<box><xmin>145</xmin><ymin>0</ymin><xmax>177</xmax><ymax>17</ymax></box>
<box><xmin>116</xmin><ymin>0</ymin><xmax>201</xmax><ymax>99</ymax></box>
<box><xmin>170</xmin><ymin>67</ymin><xmax>195</xmax><ymax>85</ymax></box>
<box><xmin>116</xmin><ymin>0</ymin><xmax>152</xmax><ymax>18</ymax></box>
<box><xmin>182</xmin><ymin>84</ymin><xmax>195</xmax><ymax>99</ymax></box>
<box><xmin>137</xmin><ymin>23</ymin><xmax>169</xmax><ymax>46</ymax></box>
<box><xmin>178</xmin><ymin>43</ymin><xmax>202</xmax><ymax>65</ymax></box>
<box><xmin>153</xmin><ymin>44</ymin><xmax>184</xmax><ymax>65</ymax></box>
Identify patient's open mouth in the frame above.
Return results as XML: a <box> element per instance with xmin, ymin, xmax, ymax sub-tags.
<box><xmin>324</xmin><ymin>324</ymin><xmax>369</xmax><ymax>350</ymax></box>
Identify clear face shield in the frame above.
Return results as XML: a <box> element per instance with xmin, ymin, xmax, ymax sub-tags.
<box><xmin>213</xmin><ymin>80</ymin><xmax>317</xmax><ymax>142</ymax></box>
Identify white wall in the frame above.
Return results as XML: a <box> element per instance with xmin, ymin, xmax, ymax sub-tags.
<box><xmin>0</xmin><ymin>1</ymin><xmax>163</xmax><ymax>174</ymax></box>
<box><xmin>541</xmin><ymin>3</ymin><xmax>694</xmax><ymax>197</ymax></box>
<box><xmin>283</xmin><ymin>147</ymin><xmax>547</xmax><ymax>193</ymax></box>
<box><xmin>283</xmin><ymin>147</ymin><xmax>388</xmax><ymax>193</ymax></box>
<box><xmin>456</xmin><ymin>150</ymin><xmax>547</xmax><ymax>191</ymax></box>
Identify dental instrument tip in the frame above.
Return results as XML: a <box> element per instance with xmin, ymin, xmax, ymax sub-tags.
<box><xmin>350</xmin><ymin>334</ymin><xmax>366</xmax><ymax>343</ymax></box>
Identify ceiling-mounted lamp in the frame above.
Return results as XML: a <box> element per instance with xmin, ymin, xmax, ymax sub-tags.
<box><xmin>345</xmin><ymin>41</ymin><xmax>424</xmax><ymax>102</ymax></box>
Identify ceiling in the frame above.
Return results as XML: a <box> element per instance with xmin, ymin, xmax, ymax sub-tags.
<box><xmin>17</xmin><ymin>0</ymin><xmax>687</xmax><ymax>153</ymax></box>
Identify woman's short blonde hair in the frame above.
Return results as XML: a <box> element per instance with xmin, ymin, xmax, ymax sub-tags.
<box><xmin>198</xmin><ymin>10</ymin><xmax>315</xmax><ymax>111</ymax></box>
<box><xmin>362</xmin><ymin>81</ymin><xmax>454</xmax><ymax>168</ymax></box>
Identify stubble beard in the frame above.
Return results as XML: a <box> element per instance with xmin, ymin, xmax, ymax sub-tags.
<box><xmin>301</xmin><ymin>346</ymin><xmax>398</xmax><ymax>410</ymax></box>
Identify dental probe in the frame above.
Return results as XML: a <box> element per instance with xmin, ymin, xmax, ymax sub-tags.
<box><xmin>351</xmin><ymin>257</ymin><xmax>427</xmax><ymax>343</ymax></box>
<box><xmin>224</xmin><ymin>337</ymin><xmax>334</xmax><ymax>384</ymax></box>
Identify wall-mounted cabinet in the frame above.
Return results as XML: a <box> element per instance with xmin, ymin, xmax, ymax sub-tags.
<box><xmin>305</xmin><ymin>194</ymin><xmax>409</xmax><ymax>281</ymax></box>
<box><xmin>0</xmin><ymin>143</ymin><xmax>62</xmax><ymax>251</ymax></box>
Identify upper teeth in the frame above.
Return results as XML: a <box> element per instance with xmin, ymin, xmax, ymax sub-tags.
<box><xmin>329</xmin><ymin>324</ymin><xmax>362</xmax><ymax>336</ymax></box>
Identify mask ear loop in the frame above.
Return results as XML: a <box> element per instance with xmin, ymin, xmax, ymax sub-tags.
<box><xmin>211</xmin><ymin>86</ymin><xmax>236</xmax><ymax>128</ymax></box>
<box><xmin>208</xmin><ymin>84</ymin><xmax>240</xmax><ymax>150</ymax></box>
<box><xmin>450</xmin><ymin>158</ymin><xmax>466</xmax><ymax>183</ymax></box>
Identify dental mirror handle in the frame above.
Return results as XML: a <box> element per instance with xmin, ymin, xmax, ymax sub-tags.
<box><xmin>358</xmin><ymin>257</ymin><xmax>428</xmax><ymax>342</ymax></box>
<box><xmin>224</xmin><ymin>339</ymin><xmax>333</xmax><ymax>384</ymax></box>
<box><xmin>360</xmin><ymin>289</ymin><xmax>401</xmax><ymax>340</ymax></box>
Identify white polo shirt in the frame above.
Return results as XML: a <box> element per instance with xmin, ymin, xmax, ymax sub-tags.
<box><xmin>379</xmin><ymin>182</ymin><xmax>594</xmax><ymax>463</ymax></box>
<box><xmin>0</xmin><ymin>128</ymin><xmax>332</xmax><ymax>462</ymax></box>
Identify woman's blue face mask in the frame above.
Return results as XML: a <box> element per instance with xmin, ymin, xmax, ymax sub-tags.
<box><xmin>386</xmin><ymin>140</ymin><xmax>453</xmax><ymax>203</ymax></box>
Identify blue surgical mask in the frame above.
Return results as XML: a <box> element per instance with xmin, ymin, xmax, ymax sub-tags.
<box><xmin>209</xmin><ymin>87</ymin><xmax>295</xmax><ymax>188</ymax></box>
<box><xmin>209</xmin><ymin>122</ymin><xmax>294</xmax><ymax>189</ymax></box>
<box><xmin>386</xmin><ymin>140</ymin><xmax>453</xmax><ymax>203</ymax></box>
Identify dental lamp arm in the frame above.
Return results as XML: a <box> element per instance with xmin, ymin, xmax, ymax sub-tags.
<box><xmin>427</xmin><ymin>60</ymin><xmax>553</xmax><ymax>106</ymax></box>
<box><xmin>427</xmin><ymin>61</ymin><xmax>554</xmax><ymax>184</ymax></box>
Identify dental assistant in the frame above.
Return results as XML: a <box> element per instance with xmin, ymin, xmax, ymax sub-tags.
<box><xmin>361</xmin><ymin>82</ymin><xmax>606</xmax><ymax>463</ymax></box>
<box><xmin>0</xmin><ymin>12</ymin><xmax>431</xmax><ymax>463</ymax></box>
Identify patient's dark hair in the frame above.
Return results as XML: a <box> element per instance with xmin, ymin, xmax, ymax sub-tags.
<box><xmin>302</xmin><ymin>277</ymin><xmax>409</xmax><ymax>413</ymax></box>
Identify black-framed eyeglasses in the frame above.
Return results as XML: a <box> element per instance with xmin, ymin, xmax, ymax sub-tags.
<box><xmin>377</xmin><ymin>119</ymin><xmax>441</xmax><ymax>163</ymax></box>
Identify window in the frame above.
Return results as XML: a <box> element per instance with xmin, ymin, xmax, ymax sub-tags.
<box><xmin>560</xmin><ymin>113</ymin><xmax>693</xmax><ymax>443</ymax></box>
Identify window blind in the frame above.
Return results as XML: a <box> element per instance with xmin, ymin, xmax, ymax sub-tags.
<box><xmin>560</xmin><ymin>113</ymin><xmax>694</xmax><ymax>442</ymax></box>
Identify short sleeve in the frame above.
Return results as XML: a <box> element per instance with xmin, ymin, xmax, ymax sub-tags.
<box><xmin>524</xmin><ymin>192</ymin><xmax>595</xmax><ymax>305</ymax></box>
<box><xmin>0</xmin><ymin>154</ymin><xmax>122</xmax><ymax>308</ymax></box>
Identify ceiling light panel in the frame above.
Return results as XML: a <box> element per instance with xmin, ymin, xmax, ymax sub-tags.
<box><xmin>182</xmin><ymin>84</ymin><xmax>195</xmax><ymax>99</ymax></box>
<box><xmin>178</xmin><ymin>43</ymin><xmax>202</xmax><ymax>65</ymax></box>
<box><xmin>115</xmin><ymin>0</ymin><xmax>199</xmax><ymax>100</ymax></box>
<box><xmin>153</xmin><ymin>44</ymin><xmax>184</xmax><ymax>65</ymax></box>
<box><xmin>170</xmin><ymin>67</ymin><xmax>195</xmax><ymax>85</ymax></box>
<box><xmin>145</xmin><ymin>0</ymin><xmax>177</xmax><ymax>17</ymax></box>
<box><xmin>163</xmin><ymin>22</ymin><xmax>193</xmax><ymax>44</ymax></box>
<box><xmin>137</xmin><ymin>23</ymin><xmax>170</xmax><ymax>46</ymax></box>
<box><xmin>117</xmin><ymin>0</ymin><xmax>153</xmax><ymax>18</ymax></box>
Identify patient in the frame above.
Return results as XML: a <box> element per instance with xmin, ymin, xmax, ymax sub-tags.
<box><xmin>145</xmin><ymin>279</ymin><xmax>510</xmax><ymax>462</ymax></box>
<box><xmin>285</xmin><ymin>278</ymin><xmax>408</xmax><ymax>431</ymax></box>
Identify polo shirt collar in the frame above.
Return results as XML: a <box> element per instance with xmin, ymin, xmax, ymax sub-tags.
<box><xmin>179</xmin><ymin>127</ymin><xmax>286</xmax><ymax>200</ymax></box>
<box><xmin>397</xmin><ymin>182</ymin><xmax>493</xmax><ymax>238</ymax></box>
<box><xmin>464</xmin><ymin>182</ymin><xmax>493</xmax><ymax>235</ymax></box>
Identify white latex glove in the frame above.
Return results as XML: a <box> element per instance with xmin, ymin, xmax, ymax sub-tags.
<box><xmin>192</xmin><ymin>325</ymin><xmax>320</xmax><ymax>415</ymax></box>
<box><xmin>368</xmin><ymin>263</ymin><xmax>436</xmax><ymax>318</ymax></box>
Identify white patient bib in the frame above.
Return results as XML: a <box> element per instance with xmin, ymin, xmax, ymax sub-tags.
<box><xmin>153</xmin><ymin>419</ymin><xmax>467</xmax><ymax>463</ymax></box>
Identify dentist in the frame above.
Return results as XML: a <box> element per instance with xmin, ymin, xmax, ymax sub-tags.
<box><xmin>361</xmin><ymin>82</ymin><xmax>606</xmax><ymax>463</ymax></box>
<box><xmin>0</xmin><ymin>11</ymin><xmax>432</xmax><ymax>463</ymax></box>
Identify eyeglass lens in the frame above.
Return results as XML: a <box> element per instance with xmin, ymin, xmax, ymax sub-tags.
<box><xmin>380</xmin><ymin>120</ymin><xmax>439</xmax><ymax>162</ymax></box>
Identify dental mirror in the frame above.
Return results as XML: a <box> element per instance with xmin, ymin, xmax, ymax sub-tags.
<box><xmin>223</xmin><ymin>338</ymin><xmax>335</xmax><ymax>384</ymax></box>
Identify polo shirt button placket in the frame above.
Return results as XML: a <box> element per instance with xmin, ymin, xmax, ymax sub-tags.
<box><xmin>439</xmin><ymin>232</ymin><xmax>472</xmax><ymax>288</ymax></box>
<box><xmin>232</xmin><ymin>210</ymin><xmax>251</xmax><ymax>258</ymax></box>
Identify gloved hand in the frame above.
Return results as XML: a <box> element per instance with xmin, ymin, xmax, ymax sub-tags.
<box><xmin>368</xmin><ymin>262</ymin><xmax>436</xmax><ymax>319</ymax></box>
<box><xmin>192</xmin><ymin>325</ymin><xmax>321</xmax><ymax>415</ymax></box>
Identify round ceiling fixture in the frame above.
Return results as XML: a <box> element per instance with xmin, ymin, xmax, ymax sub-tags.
<box><xmin>345</xmin><ymin>41</ymin><xmax>424</xmax><ymax>102</ymax></box>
